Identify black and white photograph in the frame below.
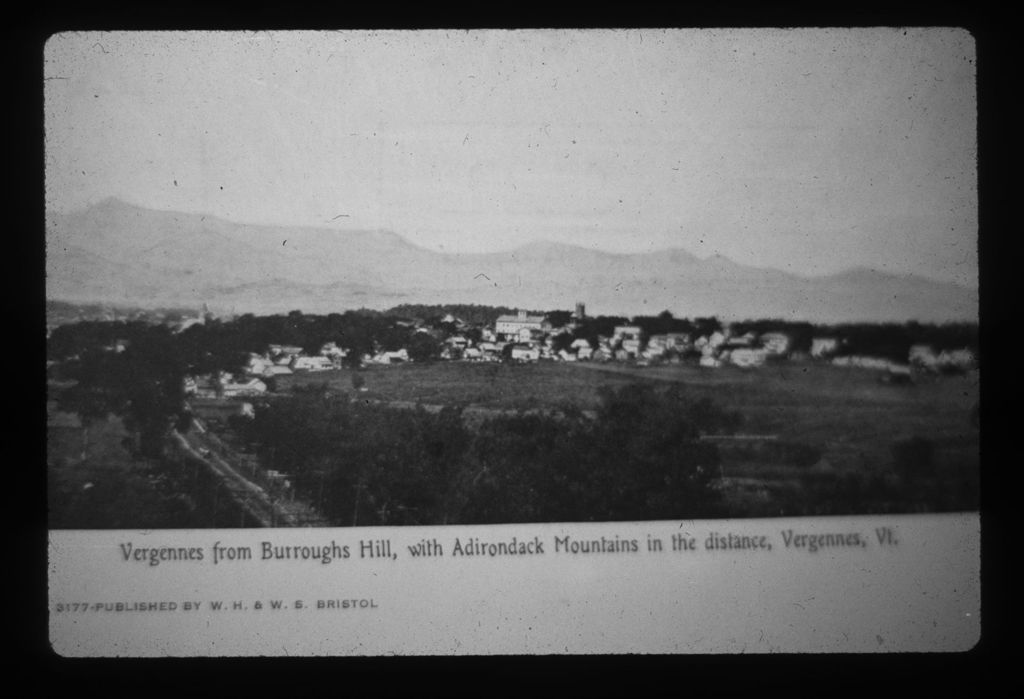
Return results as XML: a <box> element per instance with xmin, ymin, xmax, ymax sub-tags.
<box><xmin>44</xmin><ymin>28</ymin><xmax>980</xmax><ymax>655</ymax></box>
<box><xmin>46</xmin><ymin>29</ymin><xmax>978</xmax><ymax>530</ymax></box>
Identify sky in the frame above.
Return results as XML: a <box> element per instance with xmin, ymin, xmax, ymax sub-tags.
<box><xmin>44</xmin><ymin>29</ymin><xmax>977</xmax><ymax>287</ymax></box>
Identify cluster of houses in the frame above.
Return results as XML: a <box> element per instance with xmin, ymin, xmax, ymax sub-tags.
<box><xmin>179</xmin><ymin>307</ymin><xmax>978</xmax><ymax>399</ymax></box>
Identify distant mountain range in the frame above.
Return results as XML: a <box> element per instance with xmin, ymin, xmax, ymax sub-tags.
<box><xmin>45</xmin><ymin>198</ymin><xmax>978</xmax><ymax>322</ymax></box>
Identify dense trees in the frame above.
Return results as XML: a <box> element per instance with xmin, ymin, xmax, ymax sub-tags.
<box><xmin>572</xmin><ymin>315</ymin><xmax>630</xmax><ymax>347</ymax></box>
<box><xmin>54</xmin><ymin>325</ymin><xmax>189</xmax><ymax>458</ymax></box>
<box><xmin>383</xmin><ymin>303</ymin><xmax>521</xmax><ymax>327</ymax></box>
<box><xmin>251</xmin><ymin>382</ymin><xmax>741</xmax><ymax>524</ymax></box>
<box><xmin>631</xmin><ymin>310</ymin><xmax>698</xmax><ymax>337</ymax></box>
<box><xmin>825</xmin><ymin>321</ymin><xmax>979</xmax><ymax>361</ymax></box>
<box><xmin>544</xmin><ymin>310</ymin><xmax>574</xmax><ymax>328</ymax></box>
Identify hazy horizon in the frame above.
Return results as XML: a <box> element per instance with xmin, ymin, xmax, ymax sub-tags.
<box><xmin>51</xmin><ymin>195</ymin><xmax>979</xmax><ymax>292</ymax></box>
<box><xmin>46</xmin><ymin>29</ymin><xmax>977</xmax><ymax>290</ymax></box>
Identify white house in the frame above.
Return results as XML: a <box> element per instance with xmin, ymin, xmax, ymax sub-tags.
<box><xmin>646</xmin><ymin>335</ymin><xmax>670</xmax><ymax>351</ymax></box>
<box><xmin>706</xmin><ymin>331</ymin><xmax>727</xmax><ymax>349</ymax></box>
<box><xmin>221</xmin><ymin>377</ymin><xmax>268</xmax><ymax>398</ymax></box>
<box><xmin>729</xmin><ymin>348</ymin><xmax>768</xmax><ymax>368</ymax></box>
<box><xmin>665</xmin><ymin>333</ymin><xmax>692</xmax><ymax>350</ymax></box>
<box><xmin>480</xmin><ymin>343</ymin><xmax>503</xmax><ymax>362</ymax></box>
<box><xmin>291</xmin><ymin>355</ymin><xmax>334</xmax><ymax>372</ymax></box>
<box><xmin>725</xmin><ymin>332</ymin><xmax>756</xmax><ymax>347</ymax></box>
<box><xmin>319</xmin><ymin>342</ymin><xmax>348</xmax><ymax>359</ymax></box>
<box><xmin>246</xmin><ymin>353</ymin><xmax>274</xmax><ymax>376</ymax></box>
<box><xmin>372</xmin><ymin>349</ymin><xmax>410</xmax><ymax>364</ymax></box>
<box><xmin>909</xmin><ymin>344</ymin><xmax>937</xmax><ymax>368</ymax></box>
<box><xmin>811</xmin><ymin>337</ymin><xmax>840</xmax><ymax>358</ymax></box>
<box><xmin>510</xmin><ymin>345</ymin><xmax>540</xmax><ymax>362</ymax></box>
<box><xmin>760</xmin><ymin>332</ymin><xmax>791</xmax><ymax>356</ymax></box>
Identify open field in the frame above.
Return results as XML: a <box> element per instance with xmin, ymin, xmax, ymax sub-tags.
<box><xmin>277</xmin><ymin>361</ymin><xmax>979</xmax><ymax>458</ymax></box>
<box><xmin>277</xmin><ymin>360</ymin><xmax>980</xmax><ymax>516</ymax></box>
<box><xmin>278</xmin><ymin>360</ymin><xmax>643</xmax><ymax>411</ymax></box>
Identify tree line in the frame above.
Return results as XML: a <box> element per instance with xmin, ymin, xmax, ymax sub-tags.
<box><xmin>47</xmin><ymin>310</ymin><xmax>978</xmax><ymax>485</ymax></box>
<box><xmin>230</xmin><ymin>382</ymin><xmax>743</xmax><ymax>525</ymax></box>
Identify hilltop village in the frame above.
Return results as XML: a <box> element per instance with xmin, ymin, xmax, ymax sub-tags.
<box><xmin>47</xmin><ymin>298</ymin><xmax>980</xmax><ymax>528</ymax></box>
<box><xmin>165</xmin><ymin>302</ymin><xmax>977</xmax><ymax>400</ymax></box>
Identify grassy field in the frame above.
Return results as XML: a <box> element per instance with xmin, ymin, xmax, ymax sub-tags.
<box><xmin>279</xmin><ymin>361</ymin><xmax>646</xmax><ymax>411</ymax></box>
<box><xmin>278</xmin><ymin>361</ymin><xmax>978</xmax><ymax>451</ymax></box>
<box><xmin>277</xmin><ymin>360</ymin><xmax>980</xmax><ymax>515</ymax></box>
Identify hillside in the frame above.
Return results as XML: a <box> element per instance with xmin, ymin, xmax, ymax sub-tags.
<box><xmin>45</xmin><ymin>199</ymin><xmax>978</xmax><ymax>322</ymax></box>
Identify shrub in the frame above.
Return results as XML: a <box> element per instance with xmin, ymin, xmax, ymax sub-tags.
<box><xmin>891</xmin><ymin>436</ymin><xmax>935</xmax><ymax>481</ymax></box>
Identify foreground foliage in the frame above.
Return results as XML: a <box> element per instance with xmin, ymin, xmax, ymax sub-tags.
<box><xmin>245</xmin><ymin>383</ymin><xmax>741</xmax><ymax>525</ymax></box>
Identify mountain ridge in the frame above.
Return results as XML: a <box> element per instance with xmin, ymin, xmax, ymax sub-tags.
<box><xmin>45</xmin><ymin>199</ymin><xmax>978</xmax><ymax>322</ymax></box>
